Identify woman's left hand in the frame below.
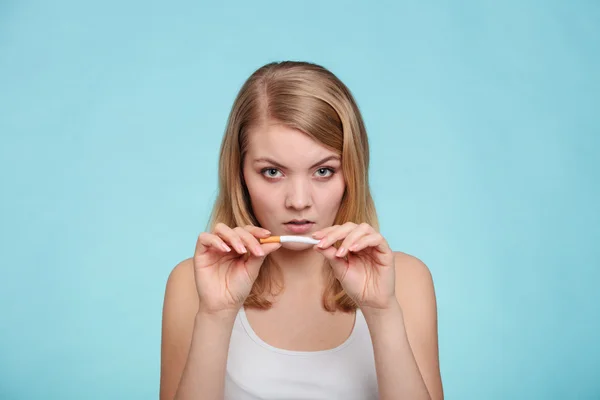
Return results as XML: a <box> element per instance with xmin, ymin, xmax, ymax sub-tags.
<box><xmin>312</xmin><ymin>222</ymin><xmax>396</xmax><ymax>310</ymax></box>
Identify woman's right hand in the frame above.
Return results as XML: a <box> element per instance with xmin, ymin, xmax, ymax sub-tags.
<box><xmin>193</xmin><ymin>223</ymin><xmax>281</xmax><ymax>315</ymax></box>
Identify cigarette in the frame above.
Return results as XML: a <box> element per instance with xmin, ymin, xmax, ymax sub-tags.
<box><xmin>259</xmin><ymin>235</ymin><xmax>320</xmax><ymax>245</ymax></box>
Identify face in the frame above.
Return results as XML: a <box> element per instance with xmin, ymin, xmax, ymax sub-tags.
<box><xmin>242</xmin><ymin>121</ymin><xmax>346</xmax><ymax>250</ymax></box>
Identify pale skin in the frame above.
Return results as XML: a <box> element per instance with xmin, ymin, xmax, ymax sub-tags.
<box><xmin>160</xmin><ymin>121</ymin><xmax>443</xmax><ymax>400</ymax></box>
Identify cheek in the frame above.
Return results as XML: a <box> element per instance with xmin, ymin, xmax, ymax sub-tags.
<box><xmin>245</xmin><ymin>177</ymin><xmax>276</xmax><ymax>219</ymax></box>
<box><xmin>249</xmin><ymin>189</ymin><xmax>271</xmax><ymax>210</ymax></box>
<box><xmin>316</xmin><ymin>177</ymin><xmax>346</xmax><ymax>212</ymax></box>
<box><xmin>330</xmin><ymin>175</ymin><xmax>346</xmax><ymax>205</ymax></box>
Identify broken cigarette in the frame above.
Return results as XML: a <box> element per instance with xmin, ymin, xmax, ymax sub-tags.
<box><xmin>259</xmin><ymin>235</ymin><xmax>320</xmax><ymax>245</ymax></box>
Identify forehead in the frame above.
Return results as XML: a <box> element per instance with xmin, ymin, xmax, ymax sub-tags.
<box><xmin>246</xmin><ymin>123</ymin><xmax>338</xmax><ymax>163</ymax></box>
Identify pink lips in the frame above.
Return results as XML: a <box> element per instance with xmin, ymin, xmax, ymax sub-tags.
<box><xmin>283</xmin><ymin>220</ymin><xmax>314</xmax><ymax>234</ymax></box>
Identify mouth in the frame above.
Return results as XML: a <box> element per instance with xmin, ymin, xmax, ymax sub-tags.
<box><xmin>285</xmin><ymin>219</ymin><xmax>314</xmax><ymax>225</ymax></box>
<box><xmin>283</xmin><ymin>219</ymin><xmax>315</xmax><ymax>234</ymax></box>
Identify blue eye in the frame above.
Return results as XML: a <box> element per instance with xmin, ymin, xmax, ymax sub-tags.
<box><xmin>315</xmin><ymin>168</ymin><xmax>335</xmax><ymax>178</ymax></box>
<box><xmin>261</xmin><ymin>167</ymin><xmax>335</xmax><ymax>180</ymax></box>
<box><xmin>262</xmin><ymin>168</ymin><xmax>282</xmax><ymax>178</ymax></box>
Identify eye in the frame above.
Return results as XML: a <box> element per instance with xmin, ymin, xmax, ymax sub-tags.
<box><xmin>315</xmin><ymin>167</ymin><xmax>335</xmax><ymax>178</ymax></box>
<box><xmin>261</xmin><ymin>168</ymin><xmax>282</xmax><ymax>179</ymax></box>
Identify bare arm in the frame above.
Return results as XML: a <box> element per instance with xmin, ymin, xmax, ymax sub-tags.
<box><xmin>363</xmin><ymin>253</ymin><xmax>443</xmax><ymax>400</ymax></box>
<box><xmin>159</xmin><ymin>258</ymin><xmax>236</xmax><ymax>400</ymax></box>
<box><xmin>175</xmin><ymin>310</ymin><xmax>236</xmax><ymax>400</ymax></box>
<box><xmin>160</xmin><ymin>225</ymin><xmax>278</xmax><ymax>399</ymax></box>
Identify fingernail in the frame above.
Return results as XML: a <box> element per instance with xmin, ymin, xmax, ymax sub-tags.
<box><xmin>349</xmin><ymin>244</ymin><xmax>357</xmax><ymax>252</ymax></box>
<box><xmin>318</xmin><ymin>240</ymin><xmax>326</xmax><ymax>248</ymax></box>
<box><xmin>255</xmin><ymin>246</ymin><xmax>264</xmax><ymax>256</ymax></box>
<box><xmin>237</xmin><ymin>244</ymin><xmax>247</xmax><ymax>253</ymax></box>
<box><xmin>336</xmin><ymin>247</ymin><xmax>345</xmax><ymax>257</ymax></box>
<box><xmin>222</xmin><ymin>243</ymin><xmax>232</xmax><ymax>252</ymax></box>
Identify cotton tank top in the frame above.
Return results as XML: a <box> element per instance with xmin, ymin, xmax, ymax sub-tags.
<box><xmin>224</xmin><ymin>307</ymin><xmax>379</xmax><ymax>399</ymax></box>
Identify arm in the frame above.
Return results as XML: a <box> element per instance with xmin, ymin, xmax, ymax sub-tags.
<box><xmin>363</xmin><ymin>253</ymin><xmax>443</xmax><ymax>400</ymax></box>
<box><xmin>159</xmin><ymin>258</ymin><xmax>236</xmax><ymax>400</ymax></box>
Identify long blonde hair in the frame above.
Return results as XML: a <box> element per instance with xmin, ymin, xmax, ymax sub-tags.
<box><xmin>207</xmin><ymin>61</ymin><xmax>379</xmax><ymax>312</ymax></box>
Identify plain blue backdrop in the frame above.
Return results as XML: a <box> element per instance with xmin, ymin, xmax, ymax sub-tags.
<box><xmin>1</xmin><ymin>1</ymin><xmax>598</xmax><ymax>399</ymax></box>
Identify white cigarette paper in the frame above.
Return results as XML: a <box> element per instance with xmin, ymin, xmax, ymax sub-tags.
<box><xmin>260</xmin><ymin>235</ymin><xmax>320</xmax><ymax>245</ymax></box>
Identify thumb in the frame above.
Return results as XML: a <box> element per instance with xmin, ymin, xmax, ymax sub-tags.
<box><xmin>244</xmin><ymin>242</ymin><xmax>281</xmax><ymax>280</ymax></box>
<box><xmin>314</xmin><ymin>245</ymin><xmax>349</xmax><ymax>282</ymax></box>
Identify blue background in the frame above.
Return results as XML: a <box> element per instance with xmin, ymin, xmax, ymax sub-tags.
<box><xmin>1</xmin><ymin>1</ymin><xmax>598</xmax><ymax>399</ymax></box>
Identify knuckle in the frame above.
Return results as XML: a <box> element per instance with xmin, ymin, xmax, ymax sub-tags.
<box><xmin>233</xmin><ymin>228</ymin><xmax>251</xmax><ymax>242</ymax></box>
<box><xmin>198</xmin><ymin>232</ymin><xmax>209</xmax><ymax>240</ymax></box>
<box><xmin>233</xmin><ymin>227</ymin><xmax>247</xmax><ymax>236</ymax></box>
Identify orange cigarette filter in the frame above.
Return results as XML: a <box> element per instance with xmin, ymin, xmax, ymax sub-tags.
<box><xmin>259</xmin><ymin>236</ymin><xmax>281</xmax><ymax>244</ymax></box>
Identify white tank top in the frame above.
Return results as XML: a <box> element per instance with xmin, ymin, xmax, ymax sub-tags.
<box><xmin>224</xmin><ymin>307</ymin><xmax>379</xmax><ymax>399</ymax></box>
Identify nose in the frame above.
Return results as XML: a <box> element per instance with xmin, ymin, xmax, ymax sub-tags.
<box><xmin>284</xmin><ymin>178</ymin><xmax>313</xmax><ymax>210</ymax></box>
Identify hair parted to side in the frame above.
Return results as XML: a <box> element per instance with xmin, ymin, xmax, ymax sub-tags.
<box><xmin>206</xmin><ymin>61</ymin><xmax>379</xmax><ymax>312</ymax></box>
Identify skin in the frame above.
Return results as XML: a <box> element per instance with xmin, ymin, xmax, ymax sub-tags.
<box><xmin>160</xmin><ymin>121</ymin><xmax>444</xmax><ymax>400</ymax></box>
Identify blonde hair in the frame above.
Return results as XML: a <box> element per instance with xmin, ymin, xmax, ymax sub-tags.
<box><xmin>207</xmin><ymin>61</ymin><xmax>379</xmax><ymax>312</ymax></box>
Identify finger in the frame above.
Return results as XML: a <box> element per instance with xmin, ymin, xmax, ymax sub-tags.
<box><xmin>336</xmin><ymin>223</ymin><xmax>374</xmax><ymax>257</ymax></box>
<box><xmin>312</xmin><ymin>225</ymin><xmax>338</xmax><ymax>239</ymax></box>
<box><xmin>244</xmin><ymin>242</ymin><xmax>282</xmax><ymax>280</ymax></box>
<box><xmin>195</xmin><ymin>232</ymin><xmax>231</xmax><ymax>256</ymax></box>
<box><xmin>348</xmin><ymin>232</ymin><xmax>390</xmax><ymax>255</ymax></box>
<box><xmin>214</xmin><ymin>224</ymin><xmax>247</xmax><ymax>254</ymax></box>
<box><xmin>317</xmin><ymin>222</ymin><xmax>358</xmax><ymax>249</ymax></box>
<box><xmin>234</xmin><ymin>227</ymin><xmax>265</xmax><ymax>257</ymax></box>
<box><xmin>243</xmin><ymin>225</ymin><xmax>272</xmax><ymax>238</ymax></box>
<box><xmin>314</xmin><ymin>244</ymin><xmax>349</xmax><ymax>282</ymax></box>
<box><xmin>194</xmin><ymin>233</ymin><xmax>235</xmax><ymax>270</ymax></box>
<box><xmin>259</xmin><ymin>242</ymin><xmax>282</xmax><ymax>256</ymax></box>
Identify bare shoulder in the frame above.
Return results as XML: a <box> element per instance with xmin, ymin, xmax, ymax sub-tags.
<box><xmin>164</xmin><ymin>257</ymin><xmax>198</xmax><ymax>306</ymax></box>
<box><xmin>392</xmin><ymin>251</ymin><xmax>437</xmax><ymax>318</ymax></box>
<box><xmin>393</xmin><ymin>251</ymin><xmax>435</xmax><ymax>299</ymax></box>
<box><xmin>392</xmin><ymin>250</ymin><xmax>438</xmax><ymax>336</ymax></box>
<box><xmin>392</xmin><ymin>252</ymin><xmax>443</xmax><ymax>399</ymax></box>
<box><xmin>394</xmin><ymin>251</ymin><xmax>437</xmax><ymax>318</ymax></box>
<box><xmin>162</xmin><ymin>257</ymin><xmax>199</xmax><ymax>336</ymax></box>
<box><xmin>160</xmin><ymin>258</ymin><xmax>198</xmax><ymax>400</ymax></box>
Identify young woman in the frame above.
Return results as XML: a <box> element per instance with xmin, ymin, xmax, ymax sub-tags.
<box><xmin>160</xmin><ymin>61</ymin><xmax>443</xmax><ymax>400</ymax></box>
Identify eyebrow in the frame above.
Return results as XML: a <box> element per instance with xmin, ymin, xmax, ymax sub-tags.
<box><xmin>253</xmin><ymin>155</ymin><xmax>340</xmax><ymax>170</ymax></box>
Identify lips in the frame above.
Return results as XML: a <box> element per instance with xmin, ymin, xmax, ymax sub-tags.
<box><xmin>286</xmin><ymin>219</ymin><xmax>313</xmax><ymax>224</ymax></box>
<box><xmin>283</xmin><ymin>220</ymin><xmax>314</xmax><ymax>234</ymax></box>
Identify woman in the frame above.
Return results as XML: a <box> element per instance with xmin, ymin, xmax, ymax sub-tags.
<box><xmin>160</xmin><ymin>61</ymin><xmax>443</xmax><ymax>400</ymax></box>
